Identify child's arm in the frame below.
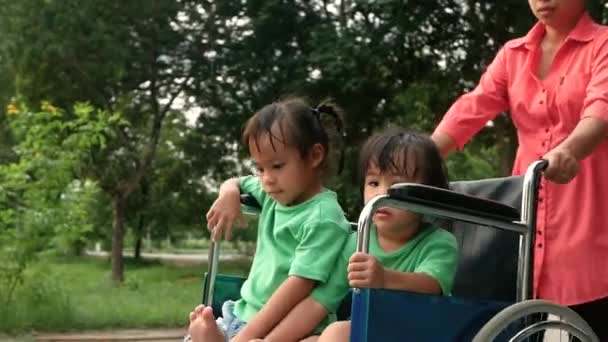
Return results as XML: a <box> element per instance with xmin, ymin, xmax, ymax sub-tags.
<box><xmin>235</xmin><ymin>211</ymin><xmax>350</xmax><ymax>341</ymax></box>
<box><xmin>206</xmin><ymin>178</ymin><xmax>247</xmax><ymax>241</ymax></box>
<box><xmin>348</xmin><ymin>230</ymin><xmax>458</xmax><ymax>295</ymax></box>
<box><xmin>232</xmin><ymin>276</ymin><xmax>316</xmax><ymax>342</ymax></box>
<box><xmin>263</xmin><ymin>240</ymin><xmax>353</xmax><ymax>341</ymax></box>
<box><xmin>264</xmin><ymin>297</ymin><xmax>329</xmax><ymax>342</ymax></box>
<box><xmin>383</xmin><ymin>269</ymin><xmax>442</xmax><ymax>294</ymax></box>
<box><xmin>347</xmin><ymin>252</ymin><xmax>442</xmax><ymax>294</ymax></box>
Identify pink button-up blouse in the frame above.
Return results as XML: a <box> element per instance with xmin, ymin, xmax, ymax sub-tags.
<box><xmin>435</xmin><ymin>13</ymin><xmax>608</xmax><ymax>305</ymax></box>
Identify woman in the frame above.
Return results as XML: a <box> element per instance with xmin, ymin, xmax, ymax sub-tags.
<box><xmin>432</xmin><ymin>0</ymin><xmax>608</xmax><ymax>338</ymax></box>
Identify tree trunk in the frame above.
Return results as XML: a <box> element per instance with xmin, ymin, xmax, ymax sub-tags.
<box><xmin>134</xmin><ymin>214</ymin><xmax>145</xmax><ymax>261</ymax></box>
<box><xmin>111</xmin><ymin>194</ymin><xmax>126</xmax><ymax>284</ymax></box>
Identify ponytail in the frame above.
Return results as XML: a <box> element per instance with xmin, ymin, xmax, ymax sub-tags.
<box><xmin>312</xmin><ymin>100</ymin><xmax>346</xmax><ymax>174</ymax></box>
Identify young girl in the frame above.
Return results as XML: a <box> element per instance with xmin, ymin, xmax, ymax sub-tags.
<box><xmin>187</xmin><ymin>97</ymin><xmax>352</xmax><ymax>342</ymax></box>
<box><xmin>271</xmin><ymin>127</ymin><xmax>459</xmax><ymax>342</ymax></box>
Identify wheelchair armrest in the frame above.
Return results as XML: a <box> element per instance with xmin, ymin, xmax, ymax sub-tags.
<box><xmin>387</xmin><ymin>183</ymin><xmax>521</xmax><ymax>222</ymax></box>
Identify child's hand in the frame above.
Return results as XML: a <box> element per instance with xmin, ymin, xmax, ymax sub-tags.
<box><xmin>347</xmin><ymin>252</ymin><xmax>385</xmax><ymax>288</ymax></box>
<box><xmin>206</xmin><ymin>189</ymin><xmax>247</xmax><ymax>241</ymax></box>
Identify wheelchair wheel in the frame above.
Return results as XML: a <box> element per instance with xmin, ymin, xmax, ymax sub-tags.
<box><xmin>473</xmin><ymin>299</ymin><xmax>598</xmax><ymax>342</ymax></box>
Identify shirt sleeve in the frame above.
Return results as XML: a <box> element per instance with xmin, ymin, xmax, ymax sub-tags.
<box><xmin>310</xmin><ymin>237</ymin><xmax>354</xmax><ymax>312</ymax></box>
<box><xmin>413</xmin><ymin>230</ymin><xmax>459</xmax><ymax>295</ymax></box>
<box><xmin>289</xmin><ymin>219</ymin><xmax>350</xmax><ymax>284</ymax></box>
<box><xmin>238</xmin><ymin>175</ymin><xmax>267</xmax><ymax>206</ymax></box>
<box><xmin>582</xmin><ymin>34</ymin><xmax>608</xmax><ymax>123</ymax></box>
<box><xmin>434</xmin><ymin>46</ymin><xmax>510</xmax><ymax>149</ymax></box>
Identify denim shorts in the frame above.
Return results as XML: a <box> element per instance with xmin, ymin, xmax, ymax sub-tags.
<box><xmin>184</xmin><ymin>300</ymin><xmax>246</xmax><ymax>342</ymax></box>
<box><xmin>216</xmin><ymin>300</ymin><xmax>247</xmax><ymax>340</ymax></box>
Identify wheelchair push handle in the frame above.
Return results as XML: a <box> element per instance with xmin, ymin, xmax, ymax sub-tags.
<box><xmin>518</xmin><ymin>159</ymin><xmax>548</xmax><ymax>301</ymax></box>
<box><xmin>521</xmin><ymin>159</ymin><xmax>547</xmax><ymax>224</ymax></box>
<box><xmin>536</xmin><ymin>159</ymin><xmax>549</xmax><ymax>172</ymax></box>
<box><xmin>202</xmin><ymin>194</ymin><xmax>260</xmax><ymax>306</ymax></box>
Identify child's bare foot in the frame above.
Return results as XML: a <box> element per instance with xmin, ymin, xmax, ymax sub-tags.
<box><xmin>188</xmin><ymin>305</ymin><xmax>224</xmax><ymax>342</ymax></box>
<box><xmin>189</xmin><ymin>305</ymin><xmax>205</xmax><ymax>322</ymax></box>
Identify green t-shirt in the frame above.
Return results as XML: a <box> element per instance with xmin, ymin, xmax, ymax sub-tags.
<box><xmin>233</xmin><ymin>176</ymin><xmax>352</xmax><ymax>329</ymax></box>
<box><xmin>311</xmin><ymin>225</ymin><xmax>458</xmax><ymax>317</ymax></box>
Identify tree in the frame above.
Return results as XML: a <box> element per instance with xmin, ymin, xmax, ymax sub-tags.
<box><xmin>126</xmin><ymin>110</ymin><xmax>215</xmax><ymax>260</ymax></box>
<box><xmin>0</xmin><ymin>102</ymin><xmax>121</xmax><ymax>303</ymax></box>
<box><xmin>183</xmin><ymin>0</ymin><xmax>480</xmax><ymax>218</ymax></box>
<box><xmin>0</xmin><ymin>0</ymin><xmax>209</xmax><ymax>283</ymax></box>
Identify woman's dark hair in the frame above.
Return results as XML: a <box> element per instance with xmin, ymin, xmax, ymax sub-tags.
<box><xmin>358</xmin><ymin>127</ymin><xmax>449</xmax><ymax>191</ymax></box>
<box><xmin>242</xmin><ymin>96</ymin><xmax>345</xmax><ymax>177</ymax></box>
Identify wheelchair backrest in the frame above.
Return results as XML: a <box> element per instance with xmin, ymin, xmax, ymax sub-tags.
<box><xmin>449</xmin><ymin>176</ymin><xmax>523</xmax><ymax>302</ymax></box>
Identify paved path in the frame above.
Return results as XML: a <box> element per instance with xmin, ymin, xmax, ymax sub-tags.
<box><xmin>32</xmin><ymin>328</ymin><xmax>187</xmax><ymax>342</ymax></box>
<box><xmin>85</xmin><ymin>250</ymin><xmax>251</xmax><ymax>265</ymax></box>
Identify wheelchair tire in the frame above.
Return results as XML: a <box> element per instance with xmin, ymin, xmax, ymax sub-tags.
<box><xmin>472</xmin><ymin>299</ymin><xmax>599</xmax><ymax>342</ymax></box>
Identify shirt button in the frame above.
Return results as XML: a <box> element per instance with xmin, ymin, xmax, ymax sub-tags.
<box><xmin>542</xmin><ymin>88</ymin><xmax>546</xmax><ymax>93</ymax></box>
<box><xmin>539</xmin><ymin>100</ymin><xmax>544</xmax><ymax>104</ymax></box>
<box><xmin>545</xmin><ymin>128</ymin><xmax>549</xmax><ymax>133</ymax></box>
<box><xmin>537</xmin><ymin>230</ymin><xmax>542</xmax><ymax>235</ymax></box>
<box><xmin>538</xmin><ymin>243</ymin><xmax>543</xmax><ymax>248</ymax></box>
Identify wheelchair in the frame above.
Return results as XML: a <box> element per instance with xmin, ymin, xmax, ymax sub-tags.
<box><xmin>200</xmin><ymin>160</ymin><xmax>599</xmax><ymax>341</ymax></box>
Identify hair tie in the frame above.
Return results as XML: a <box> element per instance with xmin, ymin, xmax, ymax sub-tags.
<box><xmin>314</xmin><ymin>105</ymin><xmax>342</xmax><ymax>132</ymax></box>
<box><xmin>311</xmin><ymin>105</ymin><xmax>345</xmax><ymax>174</ymax></box>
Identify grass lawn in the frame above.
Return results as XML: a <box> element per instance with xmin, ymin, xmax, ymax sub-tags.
<box><xmin>0</xmin><ymin>254</ymin><xmax>251</xmax><ymax>334</ymax></box>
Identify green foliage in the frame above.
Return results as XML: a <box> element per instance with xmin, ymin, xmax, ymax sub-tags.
<box><xmin>179</xmin><ymin>0</ymin><xmax>524</xmax><ymax>218</ymax></box>
<box><xmin>49</xmin><ymin>182</ymin><xmax>100</xmax><ymax>256</ymax></box>
<box><xmin>0</xmin><ymin>102</ymin><xmax>123</xmax><ymax>303</ymax></box>
<box><xmin>446</xmin><ymin>149</ymin><xmax>498</xmax><ymax>181</ymax></box>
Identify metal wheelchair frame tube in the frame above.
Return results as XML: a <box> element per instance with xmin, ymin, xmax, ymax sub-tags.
<box><xmin>202</xmin><ymin>237</ymin><xmax>220</xmax><ymax>306</ymax></box>
<box><xmin>202</xmin><ymin>201</ymin><xmax>261</xmax><ymax>307</ymax></box>
<box><xmin>509</xmin><ymin>320</ymin><xmax>591</xmax><ymax>342</ymax></box>
<box><xmin>355</xmin><ymin>160</ymin><xmax>547</xmax><ymax>303</ymax></box>
<box><xmin>473</xmin><ymin>299</ymin><xmax>599</xmax><ymax>342</ymax></box>
<box><xmin>517</xmin><ymin>160</ymin><xmax>547</xmax><ymax>302</ymax></box>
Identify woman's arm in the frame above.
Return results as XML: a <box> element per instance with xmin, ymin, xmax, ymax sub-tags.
<box><xmin>432</xmin><ymin>46</ymin><xmax>510</xmax><ymax>153</ymax></box>
<box><xmin>431</xmin><ymin>131</ymin><xmax>458</xmax><ymax>159</ymax></box>
<box><xmin>543</xmin><ymin>117</ymin><xmax>608</xmax><ymax>183</ymax></box>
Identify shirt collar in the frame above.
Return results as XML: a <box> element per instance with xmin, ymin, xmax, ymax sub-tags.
<box><xmin>510</xmin><ymin>12</ymin><xmax>596</xmax><ymax>49</ymax></box>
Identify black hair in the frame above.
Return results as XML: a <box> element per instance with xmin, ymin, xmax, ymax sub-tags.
<box><xmin>242</xmin><ymin>96</ymin><xmax>345</xmax><ymax>177</ymax></box>
<box><xmin>358</xmin><ymin>127</ymin><xmax>449</xmax><ymax>191</ymax></box>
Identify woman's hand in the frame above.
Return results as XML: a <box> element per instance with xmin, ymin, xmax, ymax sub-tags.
<box><xmin>206</xmin><ymin>179</ymin><xmax>247</xmax><ymax>240</ymax></box>
<box><xmin>543</xmin><ymin>147</ymin><xmax>580</xmax><ymax>184</ymax></box>
<box><xmin>347</xmin><ymin>252</ymin><xmax>386</xmax><ymax>288</ymax></box>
